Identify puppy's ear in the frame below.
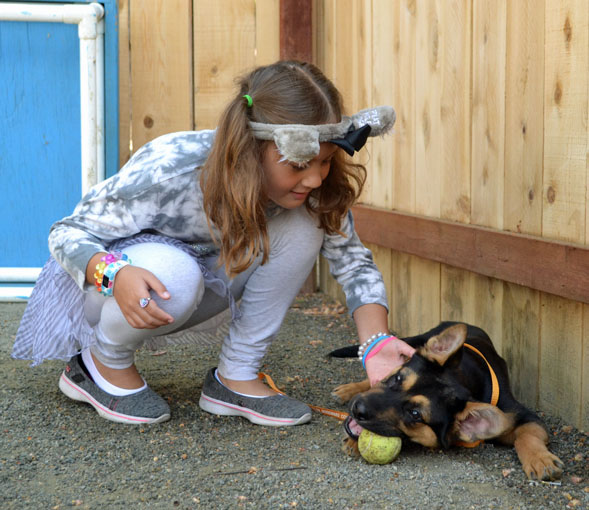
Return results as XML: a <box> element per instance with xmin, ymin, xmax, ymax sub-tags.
<box><xmin>419</xmin><ymin>323</ymin><xmax>467</xmax><ymax>366</ymax></box>
<box><xmin>453</xmin><ymin>402</ymin><xmax>514</xmax><ymax>443</ymax></box>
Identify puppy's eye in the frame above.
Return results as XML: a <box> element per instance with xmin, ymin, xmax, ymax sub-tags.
<box><xmin>409</xmin><ymin>409</ymin><xmax>422</xmax><ymax>422</ymax></box>
<box><xmin>387</xmin><ymin>372</ymin><xmax>402</xmax><ymax>388</ymax></box>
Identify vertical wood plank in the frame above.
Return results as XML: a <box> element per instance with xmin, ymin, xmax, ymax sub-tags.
<box><xmin>439</xmin><ymin>0</ymin><xmax>471</xmax><ymax>224</ymax></box>
<box><xmin>118</xmin><ymin>0</ymin><xmax>131</xmax><ymax>166</ymax></box>
<box><xmin>371</xmin><ymin>0</ymin><xmax>395</xmax><ymax>210</ymax></box>
<box><xmin>471</xmin><ymin>0</ymin><xmax>506</xmax><ymax>229</ymax></box>
<box><xmin>314</xmin><ymin>0</ymin><xmax>337</xmax><ymax>79</ymax></box>
<box><xmin>366</xmin><ymin>242</ymin><xmax>393</xmax><ymax>330</ymax></box>
<box><xmin>391</xmin><ymin>0</ymin><xmax>416</xmax><ymax>214</ymax></box>
<box><xmin>415</xmin><ymin>0</ymin><xmax>441</xmax><ymax>218</ymax></box>
<box><xmin>441</xmin><ymin>265</ymin><xmax>475</xmax><ymax>323</ymax></box>
<box><xmin>441</xmin><ymin>267</ymin><xmax>503</xmax><ymax>353</ymax></box>
<box><xmin>194</xmin><ymin>0</ymin><xmax>257</xmax><ymax>129</ymax></box>
<box><xmin>391</xmin><ymin>253</ymin><xmax>440</xmax><ymax>336</ymax></box>
<box><xmin>543</xmin><ymin>0</ymin><xmax>588</xmax><ymax>244</ymax></box>
<box><xmin>328</xmin><ymin>0</ymin><xmax>373</xmax><ymax>202</ymax></box>
<box><xmin>467</xmin><ymin>0</ymin><xmax>506</xmax><ymax>356</ymax></box>
<box><xmin>504</xmin><ymin>0</ymin><xmax>544</xmax><ymax>237</ymax></box>
<box><xmin>255</xmin><ymin>0</ymin><xmax>280</xmax><ymax>65</ymax></box>
<box><xmin>501</xmin><ymin>283</ymin><xmax>540</xmax><ymax>407</ymax></box>
<box><xmin>319</xmin><ymin>256</ymin><xmax>346</xmax><ymax>305</ymax></box>
<box><xmin>541</xmin><ymin>0</ymin><xmax>588</xmax><ymax>429</ymax></box>
<box><xmin>539</xmin><ymin>294</ymin><xmax>583</xmax><ymax>426</ymax></box>
<box><xmin>332</xmin><ymin>0</ymin><xmax>372</xmax><ymax>113</ymax></box>
<box><xmin>501</xmin><ymin>0</ymin><xmax>544</xmax><ymax>409</ymax></box>
<box><xmin>385</xmin><ymin>2</ymin><xmax>436</xmax><ymax>338</ymax></box>
<box><xmin>130</xmin><ymin>0</ymin><xmax>193</xmax><ymax>149</ymax></box>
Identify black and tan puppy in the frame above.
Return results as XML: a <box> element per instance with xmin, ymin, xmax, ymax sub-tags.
<box><xmin>331</xmin><ymin>322</ymin><xmax>563</xmax><ymax>480</ymax></box>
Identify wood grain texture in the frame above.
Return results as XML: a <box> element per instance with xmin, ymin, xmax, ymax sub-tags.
<box><xmin>193</xmin><ymin>0</ymin><xmax>256</xmax><ymax>129</ymax></box>
<box><xmin>391</xmin><ymin>253</ymin><xmax>440</xmax><ymax>336</ymax></box>
<box><xmin>504</xmin><ymin>0</ymin><xmax>544</xmax><ymax>237</ymax></box>
<box><xmin>471</xmin><ymin>0</ymin><xmax>506</xmax><ymax>229</ymax></box>
<box><xmin>501</xmin><ymin>0</ymin><xmax>543</xmax><ymax>421</ymax></box>
<box><xmin>543</xmin><ymin>0</ymin><xmax>588</xmax><ymax>243</ymax></box>
<box><xmin>539</xmin><ymin>294</ymin><xmax>583</xmax><ymax>427</ymax></box>
<box><xmin>130</xmin><ymin>0</ymin><xmax>193</xmax><ymax>148</ymax></box>
<box><xmin>501</xmin><ymin>283</ymin><xmax>540</xmax><ymax>408</ymax></box>
<box><xmin>256</xmin><ymin>0</ymin><xmax>280</xmax><ymax>65</ymax></box>
<box><xmin>439</xmin><ymin>0</ymin><xmax>471</xmax><ymax>224</ymax></box>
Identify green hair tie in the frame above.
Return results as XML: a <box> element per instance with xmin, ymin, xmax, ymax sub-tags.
<box><xmin>242</xmin><ymin>94</ymin><xmax>253</xmax><ymax>108</ymax></box>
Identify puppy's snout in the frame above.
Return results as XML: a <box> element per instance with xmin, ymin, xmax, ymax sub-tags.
<box><xmin>350</xmin><ymin>396</ymin><xmax>371</xmax><ymax>422</ymax></box>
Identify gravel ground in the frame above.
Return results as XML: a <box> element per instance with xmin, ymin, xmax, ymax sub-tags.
<box><xmin>1</xmin><ymin>294</ymin><xmax>587</xmax><ymax>510</ymax></box>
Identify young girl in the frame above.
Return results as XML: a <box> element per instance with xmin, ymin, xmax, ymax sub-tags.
<box><xmin>13</xmin><ymin>60</ymin><xmax>415</xmax><ymax>426</ymax></box>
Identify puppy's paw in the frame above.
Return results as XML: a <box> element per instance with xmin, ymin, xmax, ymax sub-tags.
<box><xmin>332</xmin><ymin>380</ymin><xmax>370</xmax><ymax>403</ymax></box>
<box><xmin>523</xmin><ymin>452</ymin><xmax>564</xmax><ymax>481</ymax></box>
<box><xmin>342</xmin><ymin>436</ymin><xmax>360</xmax><ymax>457</ymax></box>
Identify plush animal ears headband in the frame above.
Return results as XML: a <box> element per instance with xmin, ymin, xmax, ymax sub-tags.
<box><xmin>248</xmin><ymin>105</ymin><xmax>396</xmax><ymax>164</ymax></box>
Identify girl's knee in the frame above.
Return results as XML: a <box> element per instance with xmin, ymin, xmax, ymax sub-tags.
<box><xmin>122</xmin><ymin>243</ymin><xmax>205</xmax><ymax>313</ymax></box>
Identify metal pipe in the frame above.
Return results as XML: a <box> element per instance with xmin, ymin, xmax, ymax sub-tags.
<box><xmin>0</xmin><ymin>3</ymin><xmax>105</xmax><ymax>298</ymax></box>
<box><xmin>0</xmin><ymin>268</ymin><xmax>42</xmax><ymax>283</ymax></box>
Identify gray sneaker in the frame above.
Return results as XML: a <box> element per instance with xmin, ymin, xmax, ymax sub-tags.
<box><xmin>199</xmin><ymin>368</ymin><xmax>312</xmax><ymax>426</ymax></box>
<box><xmin>58</xmin><ymin>354</ymin><xmax>170</xmax><ymax>425</ymax></box>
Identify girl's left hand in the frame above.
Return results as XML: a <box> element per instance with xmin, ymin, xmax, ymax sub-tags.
<box><xmin>364</xmin><ymin>337</ymin><xmax>415</xmax><ymax>386</ymax></box>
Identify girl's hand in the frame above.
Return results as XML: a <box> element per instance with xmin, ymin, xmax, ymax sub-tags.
<box><xmin>112</xmin><ymin>265</ymin><xmax>174</xmax><ymax>329</ymax></box>
<box><xmin>364</xmin><ymin>337</ymin><xmax>415</xmax><ymax>386</ymax></box>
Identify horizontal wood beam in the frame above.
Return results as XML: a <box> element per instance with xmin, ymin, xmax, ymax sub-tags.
<box><xmin>352</xmin><ymin>204</ymin><xmax>589</xmax><ymax>305</ymax></box>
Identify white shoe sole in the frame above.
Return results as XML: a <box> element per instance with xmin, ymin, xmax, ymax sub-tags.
<box><xmin>59</xmin><ymin>372</ymin><xmax>170</xmax><ymax>425</ymax></box>
<box><xmin>199</xmin><ymin>393</ymin><xmax>311</xmax><ymax>427</ymax></box>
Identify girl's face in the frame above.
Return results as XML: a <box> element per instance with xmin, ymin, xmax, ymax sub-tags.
<box><xmin>262</xmin><ymin>142</ymin><xmax>337</xmax><ymax>209</ymax></box>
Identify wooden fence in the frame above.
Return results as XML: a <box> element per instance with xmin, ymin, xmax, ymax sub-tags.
<box><xmin>315</xmin><ymin>0</ymin><xmax>588</xmax><ymax>431</ymax></box>
<box><xmin>117</xmin><ymin>0</ymin><xmax>588</xmax><ymax>430</ymax></box>
<box><xmin>117</xmin><ymin>0</ymin><xmax>280</xmax><ymax>166</ymax></box>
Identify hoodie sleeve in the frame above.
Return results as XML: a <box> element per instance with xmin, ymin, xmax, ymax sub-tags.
<box><xmin>320</xmin><ymin>210</ymin><xmax>388</xmax><ymax>315</ymax></box>
<box><xmin>48</xmin><ymin>130</ymin><xmax>214</xmax><ymax>289</ymax></box>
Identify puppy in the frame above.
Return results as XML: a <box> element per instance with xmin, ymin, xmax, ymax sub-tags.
<box><xmin>331</xmin><ymin>322</ymin><xmax>563</xmax><ymax>480</ymax></box>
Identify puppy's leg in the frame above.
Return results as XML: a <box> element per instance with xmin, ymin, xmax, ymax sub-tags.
<box><xmin>332</xmin><ymin>379</ymin><xmax>371</xmax><ymax>403</ymax></box>
<box><xmin>505</xmin><ymin>422</ymin><xmax>564</xmax><ymax>480</ymax></box>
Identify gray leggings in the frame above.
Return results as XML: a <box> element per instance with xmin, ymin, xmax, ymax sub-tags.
<box><xmin>84</xmin><ymin>206</ymin><xmax>324</xmax><ymax>380</ymax></box>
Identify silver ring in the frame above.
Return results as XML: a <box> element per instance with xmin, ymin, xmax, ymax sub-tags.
<box><xmin>139</xmin><ymin>297</ymin><xmax>151</xmax><ymax>308</ymax></box>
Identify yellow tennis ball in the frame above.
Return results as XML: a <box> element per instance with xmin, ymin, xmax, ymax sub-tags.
<box><xmin>358</xmin><ymin>430</ymin><xmax>402</xmax><ymax>464</ymax></box>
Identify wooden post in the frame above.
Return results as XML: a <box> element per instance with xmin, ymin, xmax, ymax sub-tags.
<box><xmin>280</xmin><ymin>0</ymin><xmax>313</xmax><ymax>62</ymax></box>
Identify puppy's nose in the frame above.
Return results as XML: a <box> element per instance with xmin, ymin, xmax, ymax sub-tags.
<box><xmin>350</xmin><ymin>397</ymin><xmax>371</xmax><ymax>422</ymax></box>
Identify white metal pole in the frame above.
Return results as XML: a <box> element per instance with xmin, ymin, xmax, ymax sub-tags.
<box><xmin>96</xmin><ymin>17</ymin><xmax>105</xmax><ymax>183</ymax></box>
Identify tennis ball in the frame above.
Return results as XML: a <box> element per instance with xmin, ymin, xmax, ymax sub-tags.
<box><xmin>358</xmin><ymin>430</ymin><xmax>402</xmax><ymax>464</ymax></box>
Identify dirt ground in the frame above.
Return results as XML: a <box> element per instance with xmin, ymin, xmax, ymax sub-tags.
<box><xmin>1</xmin><ymin>294</ymin><xmax>587</xmax><ymax>509</ymax></box>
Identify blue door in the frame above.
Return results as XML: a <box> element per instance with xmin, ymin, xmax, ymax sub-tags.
<box><xmin>0</xmin><ymin>0</ymin><xmax>119</xmax><ymax>299</ymax></box>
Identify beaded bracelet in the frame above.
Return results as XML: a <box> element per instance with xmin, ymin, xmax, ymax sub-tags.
<box><xmin>359</xmin><ymin>333</ymin><xmax>401</xmax><ymax>369</ymax></box>
<box><xmin>357</xmin><ymin>332</ymin><xmax>389</xmax><ymax>361</ymax></box>
<box><xmin>94</xmin><ymin>251</ymin><xmax>131</xmax><ymax>296</ymax></box>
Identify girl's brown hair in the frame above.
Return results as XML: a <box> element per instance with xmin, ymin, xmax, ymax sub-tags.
<box><xmin>200</xmin><ymin>60</ymin><xmax>366</xmax><ymax>277</ymax></box>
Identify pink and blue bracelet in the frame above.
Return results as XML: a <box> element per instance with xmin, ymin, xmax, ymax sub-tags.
<box><xmin>358</xmin><ymin>332</ymin><xmax>398</xmax><ymax>369</ymax></box>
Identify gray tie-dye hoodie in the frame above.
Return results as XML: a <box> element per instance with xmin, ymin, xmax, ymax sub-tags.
<box><xmin>49</xmin><ymin>130</ymin><xmax>387</xmax><ymax>315</ymax></box>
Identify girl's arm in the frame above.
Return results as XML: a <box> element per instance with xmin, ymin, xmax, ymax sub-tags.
<box><xmin>352</xmin><ymin>304</ymin><xmax>415</xmax><ymax>387</ymax></box>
